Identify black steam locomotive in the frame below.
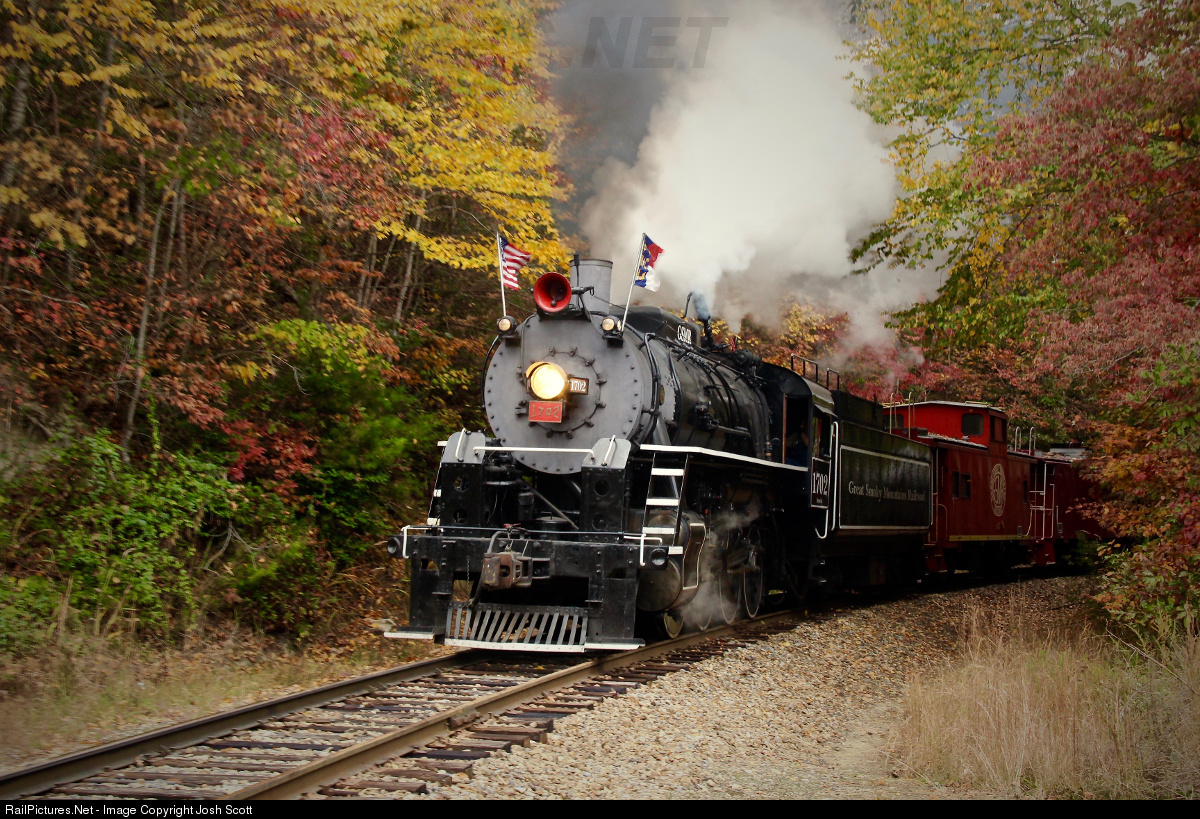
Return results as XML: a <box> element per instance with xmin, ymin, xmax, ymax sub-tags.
<box><xmin>387</xmin><ymin>257</ymin><xmax>933</xmax><ymax>651</ymax></box>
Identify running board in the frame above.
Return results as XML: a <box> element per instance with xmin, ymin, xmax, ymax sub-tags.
<box><xmin>383</xmin><ymin>629</ymin><xmax>437</xmax><ymax>640</ymax></box>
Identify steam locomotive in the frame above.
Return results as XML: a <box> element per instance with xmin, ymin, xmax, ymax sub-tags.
<box><xmin>387</xmin><ymin>258</ymin><xmax>1098</xmax><ymax>651</ymax></box>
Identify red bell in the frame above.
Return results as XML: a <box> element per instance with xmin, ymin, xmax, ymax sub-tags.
<box><xmin>532</xmin><ymin>272</ymin><xmax>572</xmax><ymax>314</ymax></box>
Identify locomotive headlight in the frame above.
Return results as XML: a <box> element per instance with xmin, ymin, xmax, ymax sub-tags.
<box><xmin>600</xmin><ymin>315</ymin><xmax>624</xmax><ymax>347</ymax></box>
<box><xmin>496</xmin><ymin>315</ymin><xmax>519</xmax><ymax>343</ymax></box>
<box><xmin>527</xmin><ymin>361</ymin><xmax>568</xmax><ymax>400</ymax></box>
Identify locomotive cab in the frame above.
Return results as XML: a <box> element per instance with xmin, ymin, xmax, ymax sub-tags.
<box><xmin>758</xmin><ymin>364</ymin><xmax>836</xmax><ymax>505</ymax></box>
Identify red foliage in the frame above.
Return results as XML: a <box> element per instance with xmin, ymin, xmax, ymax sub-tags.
<box><xmin>966</xmin><ymin>0</ymin><xmax>1200</xmax><ymax>623</ymax></box>
<box><xmin>222</xmin><ymin>418</ymin><xmax>316</xmax><ymax>499</ymax></box>
<box><xmin>974</xmin><ymin>0</ymin><xmax>1200</xmax><ymax>388</ymax></box>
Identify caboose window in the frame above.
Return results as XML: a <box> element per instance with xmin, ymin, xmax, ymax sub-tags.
<box><xmin>991</xmin><ymin>417</ymin><xmax>1006</xmax><ymax>442</ymax></box>
<box><xmin>962</xmin><ymin>413</ymin><xmax>984</xmax><ymax>437</ymax></box>
<box><xmin>962</xmin><ymin>473</ymin><xmax>972</xmax><ymax>499</ymax></box>
<box><xmin>952</xmin><ymin>471</ymin><xmax>960</xmax><ymax>498</ymax></box>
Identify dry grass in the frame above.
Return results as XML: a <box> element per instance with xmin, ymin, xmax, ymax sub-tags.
<box><xmin>0</xmin><ymin>623</ymin><xmax>447</xmax><ymax>773</ymax></box>
<box><xmin>894</xmin><ymin>587</ymin><xmax>1200</xmax><ymax>798</ymax></box>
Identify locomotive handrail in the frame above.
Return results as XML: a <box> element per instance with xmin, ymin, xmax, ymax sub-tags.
<box><xmin>789</xmin><ymin>355</ymin><xmax>841</xmax><ymax>391</ymax></box>
<box><xmin>790</xmin><ymin>354</ymin><xmax>815</xmax><ymax>379</ymax></box>
<box><xmin>473</xmin><ymin>445</ymin><xmax>598</xmax><ymax>461</ymax></box>
<box><xmin>401</xmin><ymin>522</ymin><xmax>662</xmax><ymax>566</ymax></box>
<box><xmin>831</xmin><ymin>420</ymin><xmax>840</xmax><ymax>531</ymax></box>
<box><xmin>640</xmin><ymin>443</ymin><xmax>807</xmax><ymax>472</ymax></box>
<box><xmin>625</xmin><ymin>532</ymin><xmax>665</xmax><ymax>568</ymax></box>
<box><xmin>397</xmin><ymin>524</ymin><xmax>431</xmax><ymax>559</ymax></box>
<box><xmin>601</xmin><ymin>435</ymin><xmax>619</xmax><ymax>466</ymax></box>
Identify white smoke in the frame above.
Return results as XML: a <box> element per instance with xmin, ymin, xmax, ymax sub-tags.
<box><xmin>579</xmin><ymin>0</ymin><xmax>937</xmax><ymax>342</ymax></box>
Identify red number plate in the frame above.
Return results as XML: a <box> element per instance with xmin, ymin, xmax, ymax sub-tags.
<box><xmin>529</xmin><ymin>400</ymin><xmax>564</xmax><ymax>423</ymax></box>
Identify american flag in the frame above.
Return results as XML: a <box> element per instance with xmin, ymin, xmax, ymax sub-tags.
<box><xmin>497</xmin><ymin>234</ymin><xmax>532</xmax><ymax>290</ymax></box>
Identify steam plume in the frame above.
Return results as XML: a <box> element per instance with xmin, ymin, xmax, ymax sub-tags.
<box><xmin>566</xmin><ymin>0</ymin><xmax>937</xmax><ymax>344</ymax></box>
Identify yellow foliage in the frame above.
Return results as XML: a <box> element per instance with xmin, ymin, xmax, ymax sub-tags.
<box><xmin>0</xmin><ymin>0</ymin><xmax>569</xmax><ymax>276</ymax></box>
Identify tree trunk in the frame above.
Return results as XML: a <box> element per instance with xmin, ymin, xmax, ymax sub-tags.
<box><xmin>0</xmin><ymin>61</ymin><xmax>32</xmax><ymax>194</ymax></box>
<box><xmin>395</xmin><ymin>211</ymin><xmax>424</xmax><ymax>320</ymax></box>
<box><xmin>120</xmin><ymin>183</ymin><xmax>176</xmax><ymax>461</ymax></box>
<box><xmin>95</xmin><ymin>33</ymin><xmax>116</xmax><ymax>132</ymax></box>
<box><xmin>366</xmin><ymin>234</ymin><xmax>397</xmax><ymax>308</ymax></box>
<box><xmin>0</xmin><ymin>0</ymin><xmax>39</xmax><ymax>196</ymax></box>
<box><xmin>356</xmin><ymin>231</ymin><xmax>377</xmax><ymax>308</ymax></box>
<box><xmin>152</xmin><ymin>190</ymin><xmax>184</xmax><ymax>336</ymax></box>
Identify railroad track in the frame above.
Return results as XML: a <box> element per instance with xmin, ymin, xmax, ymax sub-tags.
<box><xmin>1</xmin><ymin>611</ymin><xmax>801</xmax><ymax>800</ymax></box>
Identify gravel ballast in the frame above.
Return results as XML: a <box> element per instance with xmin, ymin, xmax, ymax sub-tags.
<box><xmin>399</xmin><ymin>576</ymin><xmax>1088</xmax><ymax>800</ymax></box>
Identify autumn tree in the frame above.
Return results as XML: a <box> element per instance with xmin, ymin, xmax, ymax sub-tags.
<box><xmin>0</xmin><ymin>0</ymin><xmax>572</xmax><ymax>640</ymax></box>
<box><xmin>858</xmin><ymin>0</ymin><xmax>1199</xmax><ymax>624</ymax></box>
<box><xmin>731</xmin><ymin>300</ymin><xmax>847</xmax><ymax>367</ymax></box>
<box><xmin>852</xmin><ymin>0</ymin><xmax>1128</xmax><ymax>398</ymax></box>
<box><xmin>968</xmin><ymin>0</ymin><xmax>1200</xmax><ymax>624</ymax></box>
<box><xmin>0</xmin><ymin>0</ymin><xmax>568</xmax><ymax>444</ymax></box>
<box><xmin>852</xmin><ymin>0</ymin><xmax>1127</xmax><ymax>270</ymax></box>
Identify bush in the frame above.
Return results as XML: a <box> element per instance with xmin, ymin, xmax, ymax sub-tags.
<box><xmin>0</xmin><ymin>575</ymin><xmax>63</xmax><ymax>654</ymax></box>
<box><xmin>227</xmin><ymin>319</ymin><xmax>443</xmax><ymax>559</ymax></box>
<box><xmin>1</xmin><ymin>319</ymin><xmax>463</xmax><ymax>643</ymax></box>
<box><xmin>0</xmin><ymin>433</ymin><xmax>238</xmax><ymax>642</ymax></box>
<box><xmin>218</xmin><ymin>319</ymin><xmax>447</xmax><ymax>630</ymax></box>
<box><xmin>1090</xmin><ymin>341</ymin><xmax>1200</xmax><ymax>630</ymax></box>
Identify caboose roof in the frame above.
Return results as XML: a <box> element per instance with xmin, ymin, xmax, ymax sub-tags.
<box><xmin>887</xmin><ymin>400</ymin><xmax>1007</xmax><ymax>415</ymax></box>
<box><xmin>914</xmin><ymin>430</ymin><xmax>989</xmax><ymax>450</ymax></box>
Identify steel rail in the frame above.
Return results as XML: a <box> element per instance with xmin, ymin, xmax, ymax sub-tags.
<box><xmin>0</xmin><ymin>649</ymin><xmax>487</xmax><ymax>800</ymax></box>
<box><xmin>2</xmin><ymin>610</ymin><xmax>800</xmax><ymax>801</ymax></box>
<box><xmin>228</xmin><ymin>609</ymin><xmax>800</xmax><ymax>799</ymax></box>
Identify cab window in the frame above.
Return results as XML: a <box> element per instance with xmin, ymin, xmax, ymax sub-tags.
<box><xmin>813</xmin><ymin>415</ymin><xmax>830</xmax><ymax>458</ymax></box>
<box><xmin>783</xmin><ymin>398</ymin><xmax>808</xmax><ymax>465</ymax></box>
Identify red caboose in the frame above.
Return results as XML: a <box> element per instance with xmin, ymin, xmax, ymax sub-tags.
<box><xmin>885</xmin><ymin>401</ymin><xmax>1102</xmax><ymax>576</ymax></box>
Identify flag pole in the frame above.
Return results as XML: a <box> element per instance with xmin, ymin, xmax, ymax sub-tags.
<box><xmin>495</xmin><ymin>231</ymin><xmax>507</xmax><ymax>317</ymax></box>
<box><xmin>620</xmin><ymin>233</ymin><xmax>647</xmax><ymax>331</ymax></box>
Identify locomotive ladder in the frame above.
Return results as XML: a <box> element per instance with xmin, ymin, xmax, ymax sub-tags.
<box><xmin>643</xmin><ymin>452</ymin><xmax>690</xmax><ymax>563</ymax></box>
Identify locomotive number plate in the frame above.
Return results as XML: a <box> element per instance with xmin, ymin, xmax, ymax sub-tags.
<box><xmin>529</xmin><ymin>400</ymin><xmax>565</xmax><ymax>423</ymax></box>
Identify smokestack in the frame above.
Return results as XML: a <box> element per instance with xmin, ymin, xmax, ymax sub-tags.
<box><xmin>570</xmin><ymin>258</ymin><xmax>614</xmax><ymax>313</ymax></box>
<box><xmin>691</xmin><ymin>292</ymin><xmax>714</xmax><ymax>348</ymax></box>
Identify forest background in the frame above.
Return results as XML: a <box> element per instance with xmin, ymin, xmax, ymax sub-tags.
<box><xmin>0</xmin><ymin>0</ymin><xmax>1196</xmax><ymax>673</ymax></box>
